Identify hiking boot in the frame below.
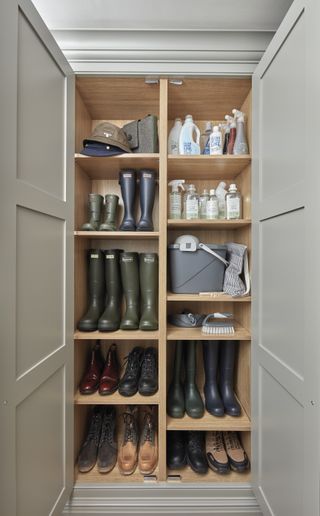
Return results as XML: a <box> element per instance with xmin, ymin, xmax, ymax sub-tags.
<box><xmin>206</xmin><ymin>431</ymin><xmax>230</xmax><ymax>475</ymax></box>
<box><xmin>118</xmin><ymin>347</ymin><xmax>143</xmax><ymax>397</ymax></box>
<box><xmin>139</xmin><ymin>347</ymin><xmax>158</xmax><ymax>396</ymax></box>
<box><xmin>118</xmin><ymin>406</ymin><xmax>139</xmax><ymax>475</ymax></box>
<box><xmin>97</xmin><ymin>406</ymin><xmax>118</xmax><ymax>473</ymax></box>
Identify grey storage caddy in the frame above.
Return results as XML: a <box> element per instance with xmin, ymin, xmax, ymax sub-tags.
<box><xmin>168</xmin><ymin>235</ymin><xmax>228</xmax><ymax>294</ymax></box>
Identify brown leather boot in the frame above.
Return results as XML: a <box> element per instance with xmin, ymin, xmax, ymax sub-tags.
<box><xmin>138</xmin><ymin>407</ymin><xmax>158</xmax><ymax>475</ymax></box>
<box><xmin>99</xmin><ymin>343</ymin><xmax>120</xmax><ymax>395</ymax></box>
<box><xmin>79</xmin><ymin>342</ymin><xmax>104</xmax><ymax>395</ymax></box>
<box><xmin>206</xmin><ymin>431</ymin><xmax>230</xmax><ymax>475</ymax></box>
<box><xmin>118</xmin><ymin>406</ymin><xmax>139</xmax><ymax>475</ymax></box>
<box><xmin>223</xmin><ymin>431</ymin><xmax>250</xmax><ymax>473</ymax></box>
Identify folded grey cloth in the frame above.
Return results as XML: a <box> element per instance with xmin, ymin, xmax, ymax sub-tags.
<box><xmin>223</xmin><ymin>243</ymin><xmax>250</xmax><ymax>297</ymax></box>
<box><xmin>168</xmin><ymin>311</ymin><xmax>205</xmax><ymax>327</ymax></box>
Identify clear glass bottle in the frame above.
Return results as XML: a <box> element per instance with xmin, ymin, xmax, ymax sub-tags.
<box><xmin>184</xmin><ymin>184</ymin><xmax>199</xmax><ymax>219</ymax></box>
<box><xmin>206</xmin><ymin>189</ymin><xmax>219</xmax><ymax>219</ymax></box>
<box><xmin>199</xmin><ymin>189</ymin><xmax>209</xmax><ymax>218</ymax></box>
<box><xmin>226</xmin><ymin>183</ymin><xmax>242</xmax><ymax>220</ymax></box>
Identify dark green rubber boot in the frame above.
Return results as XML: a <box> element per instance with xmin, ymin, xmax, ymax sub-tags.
<box><xmin>98</xmin><ymin>249</ymin><xmax>122</xmax><ymax>332</ymax></box>
<box><xmin>167</xmin><ymin>341</ymin><xmax>185</xmax><ymax>418</ymax></box>
<box><xmin>139</xmin><ymin>253</ymin><xmax>158</xmax><ymax>330</ymax></box>
<box><xmin>99</xmin><ymin>194</ymin><xmax>119</xmax><ymax>231</ymax></box>
<box><xmin>184</xmin><ymin>341</ymin><xmax>204</xmax><ymax>419</ymax></box>
<box><xmin>81</xmin><ymin>194</ymin><xmax>103</xmax><ymax>231</ymax></box>
<box><xmin>120</xmin><ymin>252</ymin><xmax>140</xmax><ymax>330</ymax></box>
<box><xmin>78</xmin><ymin>249</ymin><xmax>105</xmax><ymax>332</ymax></box>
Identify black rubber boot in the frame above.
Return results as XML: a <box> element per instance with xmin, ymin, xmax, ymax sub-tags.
<box><xmin>78</xmin><ymin>249</ymin><xmax>105</xmax><ymax>332</ymax></box>
<box><xmin>98</xmin><ymin>249</ymin><xmax>122</xmax><ymax>332</ymax></box>
<box><xmin>219</xmin><ymin>341</ymin><xmax>241</xmax><ymax>416</ymax></box>
<box><xmin>167</xmin><ymin>431</ymin><xmax>187</xmax><ymax>469</ymax></box>
<box><xmin>120</xmin><ymin>252</ymin><xmax>140</xmax><ymax>330</ymax></box>
<box><xmin>139</xmin><ymin>253</ymin><xmax>158</xmax><ymax>330</ymax></box>
<box><xmin>119</xmin><ymin>170</ymin><xmax>136</xmax><ymax>231</ymax></box>
<box><xmin>99</xmin><ymin>194</ymin><xmax>119</xmax><ymax>231</ymax></box>
<box><xmin>81</xmin><ymin>194</ymin><xmax>104</xmax><ymax>231</ymax></box>
<box><xmin>184</xmin><ymin>341</ymin><xmax>204</xmax><ymax>419</ymax></box>
<box><xmin>136</xmin><ymin>169</ymin><xmax>156</xmax><ymax>231</ymax></box>
<box><xmin>167</xmin><ymin>341</ymin><xmax>185</xmax><ymax>418</ymax></box>
<box><xmin>202</xmin><ymin>341</ymin><xmax>224</xmax><ymax>417</ymax></box>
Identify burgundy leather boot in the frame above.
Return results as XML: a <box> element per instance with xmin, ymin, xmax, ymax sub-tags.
<box><xmin>99</xmin><ymin>343</ymin><xmax>120</xmax><ymax>395</ymax></box>
<box><xmin>80</xmin><ymin>342</ymin><xmax>104</xmax><ymax>395</ymax></box>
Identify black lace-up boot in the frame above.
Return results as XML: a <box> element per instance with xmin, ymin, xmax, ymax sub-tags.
<box><xmin>78</xmin><ymin>406</ymin><xmax>103</xmax><ymax>472</ymax></box>
<box><xmin>139</xmin><ymin>347</ymin><xmax>158</xmax><ymax>396</ymax></box>
<box><xmin>118</xmin><ymin>347</ymin><xmax>143</xmax><ymax>396</ymax></box>
<box><xmin>97</xmin><ymin>406</ymin><xmax>117</xmax><ymax>473</ymax></box>
<box><xmin>186</xmin><ymin>431</ymin><xmax>208</xmax><ymax>474</ymax></box>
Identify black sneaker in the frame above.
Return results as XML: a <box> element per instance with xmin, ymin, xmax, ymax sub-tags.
<box><xmin>118</xmin><ymin>347</ymin><xmax>143</xmax><ymax>396</ymax></box>
<box><xmin>97</xmin><ymin>406</ymin><xmax>117</xmax><ymax>473</ymax></box>
<box><xmin>139</xmin><ymin>347</ymin><xmax>158</xmax><ymax>396</ymax></box>
<box><xmin>78</xmin><ymin>406</ymin><xmax>103</xmax><ymax>473</ymax></box>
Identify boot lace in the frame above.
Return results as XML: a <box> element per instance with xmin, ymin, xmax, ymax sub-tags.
<box><xmin>141</xmin><ymin>412</ymin><xmax>154</xmax><ymax>444</ymax></box>
<box><xmin>86</xmin><ymin>412</ymin><xmax>101</xmax><ymax>445</ymax></box>
<box><xmin>122</xmin><ymin>349</ymin><xmax>141</xmax><ymax>379</ymax></box>
<box><xmin>100</xmin><ymin>412</ymin><xmax>115</xmax><ymax>446</ymax></box>
<box><xmin>141</xmin><ymin>350</ymin><xmax>156</xmax><ymax>379</ymax></box>
<box><xmin>224</xmin><ymin>431</ymin><xmax>241</xmax><ymax>450</ymax></box>
<box><xmin>188</xmin><ymin>431</ymin><xmax>203</xmax><ymax>451</ymax></box>
<box><xmin>123</xmin><ymin>412</ymin><xmax>137</xmax><ymax>444</ymax></box>
<box><xmin>211</xmin><ymin>432</ymin><xmax>224</xmax><ymax>453</ymax></box>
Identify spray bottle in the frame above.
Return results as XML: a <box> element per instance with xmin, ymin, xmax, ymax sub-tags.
<box><xmin>215</xmin><ymin>181</ymin><xmax>228</xmax><ymax>219</ymax></box>
<box><xmin>168</xmin><ymin>180</ymin><xmax>185</xmax><ymax>219</ymax></box>
<box><xmin>232</xmin><ymin>109</ymin><xmax>249</xmax><ymax>155</ymax></box>
<box><xmin>225</xmin><ymin>114</ymin><xmax>236</xmax><ymax>154</ymax></box>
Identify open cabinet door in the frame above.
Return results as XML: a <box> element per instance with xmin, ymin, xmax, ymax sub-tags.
<box><xmin>0</xmin><ymin>1</ymin><xmax>74</xmax><ymax>515</ymax></box>
<box><xmin>252</xmin><ymin>0</ymin><xmax>320</xmax><ymax>515</ymax></box>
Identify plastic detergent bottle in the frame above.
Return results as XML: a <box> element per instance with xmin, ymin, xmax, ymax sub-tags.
<box><xmin>168</xmin><ymin>179</ymin><xmax>185</xmax><ymax>219</ymax></box>
<box><xmin>209</xmin><ymin>125</ymin><xmax>223</xmax><ymax>155</ymax></box>
<box><xmin>225</xmin><ymin>114</ymin><xmax>236</xmax><ymax>154</ymax></box>
<box><xmin>219</xmin><ymin>122</ymin><xmax>230</xmax><ymax>155</ymax></box>
<box><xmin>179</xmin><ymin>115</ymin><xmax>201</xmax><ymax>155</ymax></box>
<box><xmin>199</xmin><ymin>189</ymin><xmax>210</xmax><ymax>218</ymax></box>
<box><xmin>184</xmin><ymin>184</ymin><xmax>199</xmax><ymax>219</ymax></box>
<box><xmin>168</xmin><ymin>118</ymin><xmax>182</xmax><ymax>155</ymax></box>
<box><xmin>201</xmin><ymin>121</ymin><xmax>212</xmax><ymax>154</ymax></box>
<box><xmin>232</xmin><ymin>109</ymin><xmax>249</xmax><ymax>155</ymax></box>
<box><xmin>215</xmin><ymin>181</ymin><xmax>227</xmax><ymax>219</ymax></box>
<box><xmin>226</xmin><ymin>183</ymin><xmax>242</xmax><ymax>219</ymax></box>
<box><xmin>206</xmin><ymin>189</ymin><xmax>219</xmax><ymax>219</ymax></box>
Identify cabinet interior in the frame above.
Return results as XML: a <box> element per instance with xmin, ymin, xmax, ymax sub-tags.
<box><xmin>74</xmin><ymin>76</ymin><xmax>252</xmax><ymax>485</ymax></box>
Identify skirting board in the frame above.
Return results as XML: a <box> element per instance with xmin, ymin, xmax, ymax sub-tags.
<box><xmin>62</xmin><ymin>483</ymin><xmax>262</xmax><ymax>515</ymax></box>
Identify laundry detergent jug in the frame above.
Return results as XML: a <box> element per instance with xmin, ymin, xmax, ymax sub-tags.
<box><xmin>179</xmin><ymin>115</ymin><xmax>201</xmax><ymax>155</ymax></box>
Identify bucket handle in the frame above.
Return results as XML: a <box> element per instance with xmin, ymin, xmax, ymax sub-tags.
<box><xmin>198</xmin><ymin>242</ymin><xmax>229</xmax><ymax>267</ymax></box>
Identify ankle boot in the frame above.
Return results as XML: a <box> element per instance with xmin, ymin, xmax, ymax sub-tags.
<box><xmin>167</xmin><ymin>341</ymin><xmax>185</xmax><ymax>418</ymax></box>
<box><xmin>219</xmin><ymin>341</ymin><xmax>241</xmax><ymax>416</ymax></box>
<box><xmin>79</xmin><ymin>341</ymin><xmax>104</xmax><ymax>394</ymax></box>
<box><xmin>78</xmin><ymin>249</ymin><xmax>105</xmax><ymax>332</ymax></box>
<box><xmin>118</xmin><ymin>406</ymin><xmax>139</xmax><ymax>475</ymax></box>
<box><xmin>99</xmin><ymin>194</ymin><xmax>119</xmax><ymax>231</ymax></box>
<box><xmin>202</xmin><ymin>341</ymin><xmax>224</xmax><ymax>417</ymax></box>
<box><xmin>139</xmin><ymin>253</ymin><xmax>158</xmax><ymax>330</ymax></box>
<box><xmin>99</xmin><ymin>343</ymin><xmax>120</xmax><ymax>395</ymax></box>
<box><xmin>97</xmin><ymin>406</ymin><xmax>117</xmax><ymax>473</ymax></box>
<box><xmin>139</xmin><ymin>347</ymin><xmax>158</xmax><ymax>396</ymax></box>
<box><xmin>78</xmin><ymin>406</ymin><xmax>103</xmax><ymax>473</ymax></box>
<box><xmin>184</xmin><ymin>341</ymin><xmax>204</xmax><ymax>419</ymax></box>
<box><xmin>137</xmin><ymin>169</ymin><xmax>156</xmax><ymax>231</ymax></box>
<box><xmin>138</xmin><ymin>407</ymin><xmax>158</xmax><ymax>474</ymax></box>
<box><xmin>98</xmin><ymin>249</ymin><xmax>122</xmax><ymax>332</ymax></box>
<box><xmin>118</xmin><ymin>346</ymin><xmax>143</xmax><ymax>397</ymax></box>
<box><xmin>81</xmin><ymin>194</ymin><xmax>103</xmax><ymax>231</ymax></box>
<box><xmin>120</xmin><ymin>252</ymin><xmax>140</xmax><ymax>330</ymax></box>
<box><xmin>119</xmin><ymin>170</ymin><xmax>136</xmax><ymax>231</ymax></box>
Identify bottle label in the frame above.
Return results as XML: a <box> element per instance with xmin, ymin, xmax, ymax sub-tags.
<box><xmin>226</xmin><ymin>197</ymin><xmax>240</xmax><ymax>219</ymax></box>
<box><xmin>170</xmin><ymin>195</ymin><xmax>181</xmax><ymax>218</ymax></box>
<box><xmin>210</xmin><ymin>134</ymin><xmax>222</xmax><ymax>155</ymax></box>
<box><xmin>186</xmin><ymin>199</ymin><xmax>199</xmax><ymax>219</ymax></box>
<box><xmin>218</xmin><ymin>198</ymin><xmax>226</xmax><ymax>219</ymax></box>
<box><xmin>206</xmin><ymin>199</ymin><xmax>219</xmax><ymax>219</ymax></box>
<box><xmin>183</xmin><ymin>142</ymin><xmax>192</xmax><ymax>155</ymax></box>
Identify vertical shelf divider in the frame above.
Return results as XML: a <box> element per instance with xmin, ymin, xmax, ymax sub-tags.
<box><xmin>158</xmin><ymin>79</ymin><xmax>168</xmax><ymax>480</ymax></box>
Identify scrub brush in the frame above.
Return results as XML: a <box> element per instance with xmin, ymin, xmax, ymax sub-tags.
<box><xmin>201</xmin><ymin>312</ymin><xmax>235</xmax><ymax>335</ymax></box>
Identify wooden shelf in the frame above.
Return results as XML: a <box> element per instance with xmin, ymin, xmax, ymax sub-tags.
<box><xmin>167</xmin><ymin>155</ymin><xmax>251</xmax><ymax>180</ymax></box>
<box><xmin>167</xmin><ymin>466</ymin><xmax>250</xmax><ymax>483</ymax></box>
<box><xmin>167</xmin><ymin>293</ymin><xmax>251</xmax><ymax>302</ymax></box>
<box><xmin>74</xmin><ymin>231</ymin><xmax>159</xmax><ymax>239</ymax></box>
<box><xmin>75</xmin><ymin>153</ymin><xmax>159</xmax><ymax>179</ymax></box>
<box><xmin>76</xmin><ymin>464</ymin><xmax>159</xmax><ymax>484</ymax></box>
<box><xmin>75</xmin><ymin>389</ymin><xmax>160</xmax><ymax>405</ymax></box>
<box><xmin>74</xmin><ymin>330</ymin><xmax>159</xmax><ymax>340</ymax></box>
<box><xmin>167</xmin><ymin>219</ymin><xmax>251</xmax><ymax>229</ymax></box>
<box><xmin>166</xmin><ymin>323</ymin><xmax>251</xmax><ymax>341</ymax></box>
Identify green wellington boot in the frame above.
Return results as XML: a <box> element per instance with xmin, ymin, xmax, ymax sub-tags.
<box><xmin>167</xmin><ymin>341</ymin><xmax>185</xmax><ymax>418</ymax></box>
<box><xmin>98</xmin><ymin>249</ymin><xmax>122</xmax><ymax>332</ymax></box>
<box><xmin>120</xmin><ymin>252</ymin><xmax>140</xmax><ymax>330</ymax></box>
<box><xmin>139</xmin><ymin>253</ymin><xmax>158</xmax><ymax>330</ymax></box>
<box><xmin>81</xmin><ymin>194</ymin><xmax>104</xmax><ymax>231</ymax></box>
<box><xmin>99</xmin><ymin>194</ymin><xmax>119</xmax><ymax>231</ymax></box>
<box><xmin>184</xmin><ymin>341</ymin><xmax>204</xmax><ymax>418</ymax></box>
<box><xmin>78</xmin><ymin>249</ymin><xmax>105</xmax><ymax>331</ymax></box>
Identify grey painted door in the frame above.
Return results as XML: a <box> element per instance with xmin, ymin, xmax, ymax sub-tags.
<box><xmin>252</xmin><ymin>0</ymin><xmax>320</xmax><ymax>515</ymax></box>
<box><xmin>0</xmin><ymin>1</ymin><xmax>74</xmax><ymax>515</ymax></box>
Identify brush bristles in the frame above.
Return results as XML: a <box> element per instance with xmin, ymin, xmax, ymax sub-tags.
<box><xmin>201</xmin><ymin>325</ymin><xmax>235</xmax><ymax>334</ymax></box>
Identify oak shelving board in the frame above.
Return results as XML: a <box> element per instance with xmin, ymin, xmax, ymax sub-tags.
<box><xmin>75</xmin><ymin>153</ymin><xmax>159</xmax><ymax>179</ymax></box>
<box><xmin>167</xmin><ymin>219</ymin><xmax>251</xmax><ymax>229</ymax></box>
<box><xmin>75</xmin><ymin>389</ymin><xmax>160</xmax><ymax>405</ymax></box>
<box><xmin>167</xmin><ymin>293</ymin><xmax>251</xmax><ymax>302</ymax></box>
<box><xmin>167</xmin><ymin>467</ymin><xmax>251</xmax><ymax>483</ymax></box>
<box><xmin>76</xmin><ymin>464</ymin><xmax>159</xmax><ymax>484</ymax></box>
<box><xmin>167</xmin><ymin>155</ymin><xmax>251</xmax><ymax>180</ymax></box>
<box><xmin>74</xmin><ymin>231</ymin><xmax>159</xmax><ymax>239</ymax></box>
<box><xmin>74</xmin><ymin>330</ymin><xmax>160</xmax><ymax>340</ymax></box>
<box><xmin>166</xmin><ymin>323</ymin><xmax>251</xmax><ymax>341</ymax></box>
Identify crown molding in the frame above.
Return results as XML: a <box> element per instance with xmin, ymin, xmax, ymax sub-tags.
<box><xmin>51</xmin><ymin>29</ymin><xmax>274</xmax><ymax>75</ymax></box>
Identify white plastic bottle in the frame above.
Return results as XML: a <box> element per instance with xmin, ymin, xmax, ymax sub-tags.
<box><xmin>179</xmin><ymin>115</ymin><xmax>201</xmax><ymax>155</ymax></box>
<box><xmin>215</xmin><ymin>181</ymin><xmax>227</xmax><ymax>219</ymax></box>
<box><xmin>209</xmin><ymin>125</ymin><xmax>223</xmax><ymax>155</ymax></box>
<box><xmin>206</xmin><ymin>189</ymin><xmax>219</xmax><ymax>219</ymax></box>
<box><xmin>232</xmin><ymin>109</ymin><xmax>249</xmax><ymax>155</ymax></box>
<box><xmin>226</xmin><ymin>183</ymin><xmax>242</xmax><ymax>220</ymax></box>
<box><xmin>168</xmin><ymin>179</ymin><xmax>185</xmax><ymax>219</ymax></box>
<box><xmin>199</xmin><ymin>189</ymin><xmax>210</xmax><ymax>218</ymax></box>
<box><xmin>201</xmin><ymin>121</ymin><xmax>212</xmax><ymax>154</ymax></box>
<box><xmin>168</xmin><ymin>118</ymin><xmax>182</xmax><ymax>155</ymax></box>
<box><xmin>184</xmin><ymin>184</ymin><xmax>199</xmax><ymax>219</ymax></box>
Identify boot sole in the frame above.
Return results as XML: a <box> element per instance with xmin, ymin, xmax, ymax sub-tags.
<box><xmin>97</xmin><ymin>462</ymin><xmax>117</xmax><ymax>474</ymax></box>
<box><xmin>207</xmin><ymin>458</ymin><xmax>230</xmax><ymax>475</ymax></box>
<box><xmin>138</xmin><ymin>387</ymin><xmax>158</xmax><ymax>396</ymax></box>
<box><xmin>118</xmin><ymin>388</ymin><xmax>138</xmax><ymax>397</ymax></box>
<box><xmin>79</xmin><ymin>388</ymin><xmax>99</xmax><ymax>395</ymax></box>
<box><xmin>186</xmin><ymin>455</ymin><xmax>208</xmax><ymax>475</ymax></box>
<box><xmin>138</xmin><ymin>464</ymin><xmax>157</xmax><ymax>475</ymax></box>
<box><xmin>99</xmin><ymin>384</ymin><xmax>119</xmax><ymax>396</ymax></box>
<box><xmin>118</xmin><ymin>463</ymin><xmax>138</xmax><ymax>476</ymax></box>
